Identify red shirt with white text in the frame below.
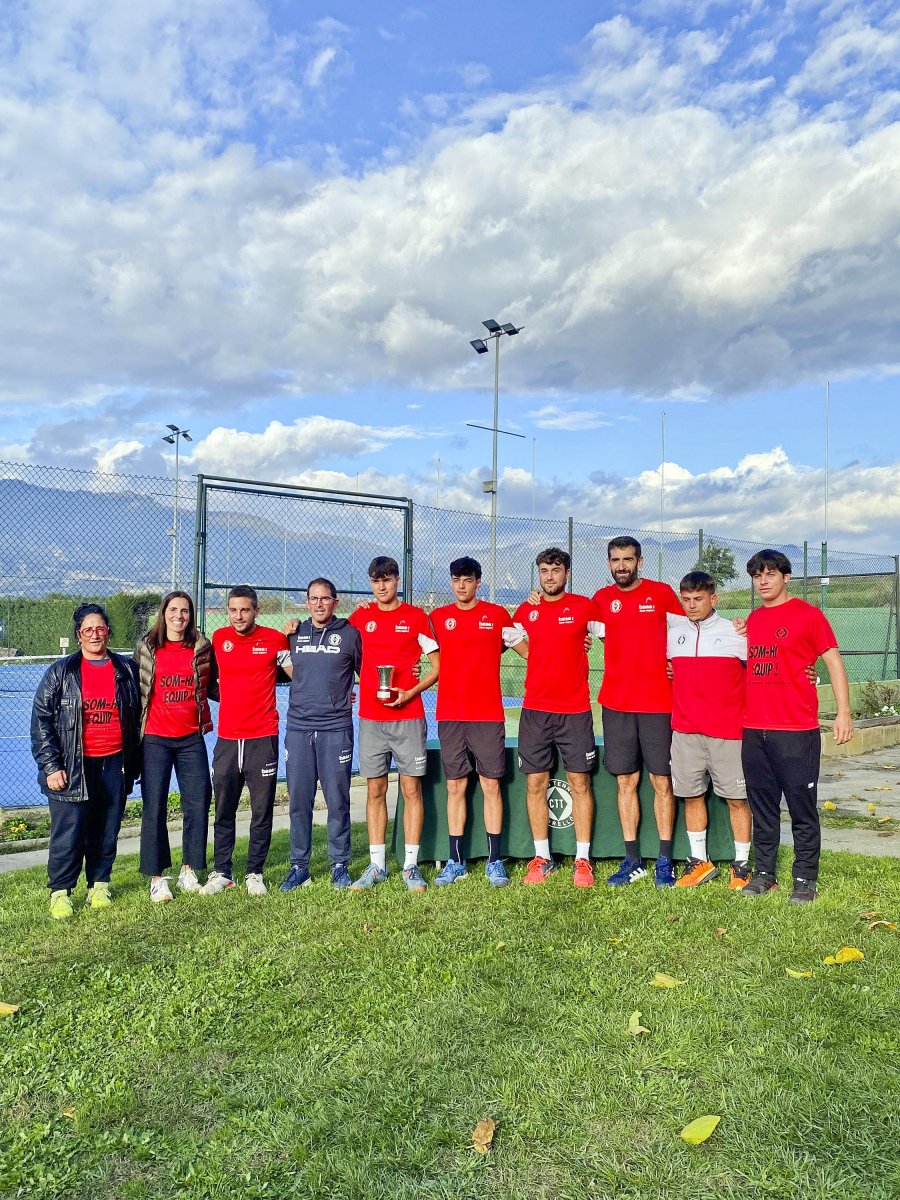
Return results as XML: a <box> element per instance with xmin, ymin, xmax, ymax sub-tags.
<box><xmin>349</xmin><ymin>603</ymin><xmax>438</xmax><ymax>721</ymax></box>
<box><xmin>212</xmin><ymin>624</ymin><xmax>288</xmax><ymax>740</ymax></box>
<box><xmin>513</xmin><ymin>594</ymin><xmax>604</xmax><ymax>714</ymax></box>
<box><xmin>432</xmin><ymin>600</ymin><xmax>523</xmax><ymax>722</ymax></box>
<box><xmin>593</xmin><ymin>579</ymin><xmax>683</xmax><ymax>712</ymax></box>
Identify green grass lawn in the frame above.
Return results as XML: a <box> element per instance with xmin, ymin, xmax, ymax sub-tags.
<box><xmin>2</xmin><ymin>831</ymin><xmax>899</xmax><ymax>1200</ymax></box>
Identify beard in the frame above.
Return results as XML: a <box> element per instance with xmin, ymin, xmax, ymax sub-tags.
<box><xmin>612</xmin><ymin>567</ymin><xmax>639</xmax><ymax>588</ymax></box>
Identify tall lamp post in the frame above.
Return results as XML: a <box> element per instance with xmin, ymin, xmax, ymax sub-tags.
<box><xmin>162</xmin><ymin>424</ymin><xmax>192</xmax><ymax>589</ymax></box>
<box><xmin>469</xmin><ymin>318</ymin><xmax>523</xmax><ymax>601</ymax></box>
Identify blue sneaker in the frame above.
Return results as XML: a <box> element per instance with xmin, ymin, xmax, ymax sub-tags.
<box><xmin>434</xmin><ymin>860</ymin><xmax>468</xmax><ymax>887</ymax></box>
<box><xmin>279</xmin><ymin>865</ymin><xmax>311</xmax><ymax>892</ymax></box>
<box><xmin>654</xmin><ymin>856</ymin><xmax>676</xmax><ymax>888</ymax></box>
<box><xmin>331</xmin><ymin>863</ymin><xmax>352</xmax><ymax>889</ymax></box>
<box><xmin>485</xmin><ymin>859</ymin><xmax>509</xmax><ymax>887</ymax></box>
<box><xmin>607</xmin><ymin>857</ymin><xmax>647</xmax><ymax>886</ymax></box>
<box><xmin>402</xmin><ymin>864</ymin><xmax>427</xmax><ymax>891</ymax></box>
<box><xmin>350</xmin><ymin>862</ymin><xmax>388</xmax><ymax>890</ymax></box>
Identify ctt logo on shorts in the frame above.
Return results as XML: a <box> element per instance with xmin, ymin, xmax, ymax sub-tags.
<box><xmin>547</xmin><ymin>777</ymin><xmax>574</xmax><ymax>830</ymax></box>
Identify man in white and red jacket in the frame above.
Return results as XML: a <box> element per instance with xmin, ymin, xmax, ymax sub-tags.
<box><xmin>667</xmin><ymin>570</ymin><xmax>753</xmax><ymax>890</ymax></box>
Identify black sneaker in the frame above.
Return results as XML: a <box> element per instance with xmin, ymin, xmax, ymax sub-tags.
<box><xmin>788</xmin><ymin>877</ymin><xmax>818</xmax><ymax>904</ymax></box>
<box><xmin>741</xmin><ymin>871</ymin><xmax>778</xmax><ymax>897</ymax></box>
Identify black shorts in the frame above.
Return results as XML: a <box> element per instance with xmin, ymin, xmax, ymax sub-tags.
<box><xmin>438</xmin><ymin>720</ymin><xmax>506</xmax><ymax>779</ymax></box>
<box><xmin>602</xmin><ymin>707</ymin><xmax>672</xmax><ymax>776</ymax></box>
<box><xmin>517</xmin><ymin>709</ymin><xmax>597</xmax><ymax>775</ymax></box>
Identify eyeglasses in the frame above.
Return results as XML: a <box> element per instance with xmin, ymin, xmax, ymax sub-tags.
<box><xmin>80</xmin><ymin>625</ymin><xmax>109</xmax><ymax>638</ymax></box>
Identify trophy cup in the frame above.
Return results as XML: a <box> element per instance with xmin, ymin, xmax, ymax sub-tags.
<box><xmin>376</xmin><ymin>664</ymin><xmax>397</xmax><ymax>702</ymax></box>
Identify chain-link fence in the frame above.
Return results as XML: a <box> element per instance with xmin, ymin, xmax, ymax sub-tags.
<box><xmin>1</xmin><ymin>459</ymin><xmax>898</xmax><ymax>810</ymax></box>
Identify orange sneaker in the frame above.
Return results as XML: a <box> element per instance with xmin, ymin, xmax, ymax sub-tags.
<box><xmin>573</xmin><ymin>858</ymin><xmax>594</xmax><ymax>888</ymax></box>
<box><xmin>728</xmin><ymin>862</ymin><xmax>752</xmax><ymax>890</ymax></box>
<box><xmin>523</xmin><ymin>855</ymin><xmax>556</xmax><ymax>884</ymax></box>
<box><xmin>675</xmin><ymin>858</ymin><xmax>718</xmax><ymax>888</ymax></box>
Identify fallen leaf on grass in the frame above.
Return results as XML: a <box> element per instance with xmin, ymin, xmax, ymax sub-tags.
<box><xmin>495</xmin><ymin>941</ymin><xmax>505</xmax><ymax>951</ymax></box>
<box><xmin>785</xmin><ymin>968</ymin><xmax>814</xmax><ymax>979</ymax></box>
<box><xmin>822</xmin><ymin>946</ymin><xmax>865</xmax><ymax>965</ymax></box>
<box><xmin>680</xmin><ymin>1115</ymin><xmax>721</xmax><ymax>1145</ymax></box>
<box><xmin>665</xmin><ymin>914</ymin><xmax>681</xmax><ymax>923</ymax></box>
<box><xmin>607</xmin><ymin>936</ymin><xmax>627</xmax><ymax>948</ymax></box>
<box><xmin>628</xmin><ymin>1010</ymin><xmax>650</xmax><ymax>1037</ymax></box>
<box><xmin>878</xmin><ymin>816</ymin><xmax>894</xmax><ymax>824</ymax></box>
<box><xmin>651</xmin><ymin>972</ymin><xmax>685</xmax><ymax>988</ymax></box>
<box><xmin>0</xmin><ymin>1002</ymin><xmax>19</xmax><ymax>1017</ymax></box>
<box><xmin>62</xmin><ymin>1108</ymin><xmax>75</xmax><ymax>1120</ymax></box>
<box><xmin>868</xmin><ymin>920</ymin><xmax>898</xmax><ymax>931</ymax></box>
<box><xmin>859</xmin><ymin>911</ymin><xmax>882</xmax><ymax>919</ymax></box>
<box><xmin>472</xmin><ymin>1117</ymin><xmax>497</xmax><ymax>1154</ymax></box>
<box><xmin>822</xmin><ymin>801</ymin><xmax>837</xmax><ymax>811</ymax></box>
<box><xmin>714</xmin><ymin>927</ymin><xmax>727</xmax><ymax>939</ymax></box>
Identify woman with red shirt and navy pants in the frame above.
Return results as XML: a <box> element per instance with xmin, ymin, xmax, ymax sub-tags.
<box><xmin>135</xmin><ymin>591</ymin><xmax>214</xmax><ymax>902</ymax></box>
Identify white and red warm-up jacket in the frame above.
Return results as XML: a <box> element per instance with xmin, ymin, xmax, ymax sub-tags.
<box><xmin>666</xmin><ymin>611</ymin><xmax>747</xmax><ymax>741</ymax></box>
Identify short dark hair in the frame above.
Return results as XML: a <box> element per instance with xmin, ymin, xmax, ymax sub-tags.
<box><xmin>147</xmin><ymin>590</ymin><xmax>199</xmax><ymax>650</ymax></box>
<box><xmin>227</xmin><ymin>585</ymin><xmax>259</xmax><ymax>606</ymax></box>
<box><xmin>680</xmin><ymin>571</ymin><xmax>716</xmax><ymax>594</ymax></box>
<box><xmin>608</xmin><ymin>536</ymin><xmax>641</xmax><ymax>558</ymax></box>
<box><xmin>449</xmin><ymin>556</ymin><xmax>481</xmax><ymax>579</ymax></box>
<box><xmin>74</xmin><ymin>603</ymin><xmax>112</xmax><ymax>639</ymax></box>
<box><xmin>307</xmin><ymin>577</ymin><xmax>337</xmax><ymax>599</ymax></box>
<box><xmin>368</xmin><ymin>556</ymin><xmax>399</xmax><ymax>580</ymax></box>
<box><xmin>536</xmin><ymin>546</ymin><xmax>571</xmax><ymax>571</ymax></box>
<box><xmin>746</xmin><ymin>549</ymin><xmax>792</xmax><ymax>577</ymax></box>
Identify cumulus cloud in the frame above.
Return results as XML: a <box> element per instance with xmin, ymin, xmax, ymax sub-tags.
<box><xmin>527</xmin><ymin>405</ymin><xmax>614</xmax><ymax>431</ymax></box>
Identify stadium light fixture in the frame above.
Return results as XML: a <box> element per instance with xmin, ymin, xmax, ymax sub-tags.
<box><xmin>467</xmin><ymin>317</ymin><xmax>525</xmax><ymax>601</ymax></box>
<box><xmin>161</xmin><ymin>424</ymin><xmax>192</xmax><ymax>589</ymax></box>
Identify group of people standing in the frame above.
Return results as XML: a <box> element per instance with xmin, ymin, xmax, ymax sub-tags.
<box><xmin>29</xmin><ymin>536</ymin><xmax>853</xmax><ymax>919</ymax></box>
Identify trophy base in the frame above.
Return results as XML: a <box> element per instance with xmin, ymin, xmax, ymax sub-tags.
<box><xmin>377</xmin><ymin>688</ymin><xmax>399</xmax><ymax>702</ymax></box>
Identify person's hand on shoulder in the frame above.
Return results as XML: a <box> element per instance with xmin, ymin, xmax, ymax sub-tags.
<box><xmin>732</xmin><ymin>616</ymin><xmax>748</xmax><ymax>635</ymax></box>
<box><xmin>527</xmin><ymin>589</ymin><xmax>541</xmax><ymax>605</ymax></box>
<box><xmin>283</xmin><ymin>619</ymin><xmax>299</xmax><ymax>636</ymax></box>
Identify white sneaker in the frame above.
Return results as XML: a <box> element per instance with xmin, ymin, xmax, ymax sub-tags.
<box><xmin>200</xmin><ymin>870</ymin><xmax>235</xmax><ymax>895</ymax></box>
<box><xmin>177</xmin><ymin>866</ymin><xmax>201</xmax><ymax>893</ymax></box>
<box><xmin>245</xmin><ymin>872</ymin><xmax>268</xmax><ymax>897</ymax></box>
<box><xmin>150</xmin><ymin>877</ymin><xmax>173</xmax><ymax>903</ymax></box>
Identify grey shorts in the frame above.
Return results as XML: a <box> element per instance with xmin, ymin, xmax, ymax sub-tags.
<box><xmin>438</xmin><ymin>720</ymin><xmax>506</xmax><ymax>780</ymax></box>
<box><xmin>671</xmin><ymin>732</ymin><xmax>747</xmax><ymax>800</ymax></box>
<box><xmin>601</xmin><ymin>708</ymin><xmax>672</xmax><ymax>776</ymax></box>
<box><xmin>358</xmin><ymin>717</ymin><xmax>428</xmax><ymax>778</ymax></box>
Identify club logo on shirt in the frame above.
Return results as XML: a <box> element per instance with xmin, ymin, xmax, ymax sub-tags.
<box><xmin>529</xmin><ymin>610</ymin><xmax>540</xmax><ymax>622</ymax></box>
<box><xmin>365</xmin><ymin>621</ymin><xmax>377</xmax><ymax>633</ymax></box>
<box><xmin>328</xmin><ymin>633</ymin><xmax>341</xmax><ymax>646</ymax></box>
<box><xmin>611</xmin><ymin>599</ymin><xmax>622</xmax><ymax>613</ymax></box>
<box><xmin>444</xmin><ymin>617</ymin><xmax>457</xmax><ymax>630</ymax></box>
<box><xmin>547</xmin><ymin>777</ymin><xmax>574</xmax><ymax>830</ymax></box>
<box><xmin>776</xmin><ymin>627</ymin><xmax>788</xmax><ymax>638</ymax></box>
<box><xmin>222</xmin><ymin>640</ymin><xmax>234</xmax><ymax>652</ymax></box>
<box><xmin>677</xmin><ymin>635</ymin><xmax>686</xmax><ymax>644</ymax></box>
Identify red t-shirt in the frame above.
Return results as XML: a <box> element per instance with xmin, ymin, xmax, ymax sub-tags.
<box><xmin>349</xmin><ymin>602</ymin><xmax>438</xmax><ymax>722</ymax></box>
<box><xmin>212</xmin><ymin>624</ymin><xmax>289</xmax><ymax>740</ymax></box>
<box><xmin>744</xmin><ymin>598</ymin><xmax>837</xmax><ymax>731</ymax></box>
<box><xmin>431</xmin><ymin>600</ymin><xmax>522</xmax><ymax>722</ymax></box>
<box><xmin>81</xmin><ymin>658</ymin><xmax>123</xmax><ymax>756</ymax></box>
<box><xmin>145</xmin><ymin>641</ymin><xmax>199</xmax><ymax>738</ymax></box>
<box><xmin>593</xmin><ymin>579</ymin><xmax>683</xmax><ymax>712</ymax></box>
<box><xmin>513</xmin><ymin>593</ymin><xmax>604</xmax><ymax>714</ymax></box>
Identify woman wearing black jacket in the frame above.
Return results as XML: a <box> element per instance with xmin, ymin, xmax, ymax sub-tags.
<box><xmin>30</xmin><ymin>603</ymin><xmax>141</xmax><ymax>920</ymax></box>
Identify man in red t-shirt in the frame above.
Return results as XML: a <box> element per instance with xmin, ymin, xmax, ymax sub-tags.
<box><xmin>348</xmin><ymin>556</ymin><xmax>440</xmax><ymax>892</ymax></box>
<box><xmin>430</xmin><ymin>556</ymin><xmax>527</xmax><ymax>888</ymax></box>
<box><xmin>741</xmin><ymin>549</ymin><xmax>853</xmax><ymax>903</ymax></box>
<box><xmin>513</xmin><ymin>547</ymin><xmax>604</xmax><ymax>887</ymax></box>
<box><xmin>592</xmin><ymin>536</ymin><xmax>683</xmax><ymax>888</ymax></box>
<box><xmin>203</xmin><ymin>585</ymin><xmax>290</xmax><ymax>897</ymax></box>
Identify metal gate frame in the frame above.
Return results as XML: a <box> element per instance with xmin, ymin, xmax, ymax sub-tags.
<box><xmin>192</xmin><ymin>473</ymin><xmax>414</xmax><ymax>629</ymax></box>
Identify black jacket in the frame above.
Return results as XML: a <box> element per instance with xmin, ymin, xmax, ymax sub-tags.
<box><xmin>30</xmin><ymin>651</ymin><xmax>142</xmax><ymax>802</ymax></box>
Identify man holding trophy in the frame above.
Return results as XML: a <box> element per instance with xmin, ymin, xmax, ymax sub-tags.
<box><xmin>349</xmin><ymin>557</ymin><xmax>440</xmax><ymax>891</ymax></box>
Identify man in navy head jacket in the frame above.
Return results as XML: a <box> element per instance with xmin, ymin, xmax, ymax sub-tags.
<box><xmin>280</xmin><ymin>578</ymin><xmax>362</xmax><ymax>891</ymax></box>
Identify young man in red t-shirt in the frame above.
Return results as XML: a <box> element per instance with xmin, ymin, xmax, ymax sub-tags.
<box><xmin>202</xmin><ymin>585</ymin><xmax>290</xmax><ymax>897</ymax></box>
<box><xmin>349</xmin><ymin>556</ymin><xmax>440</xmax><ymax>892</ymax></box>
<box><xmin>430</xmin><ymin>556</ymin><xmax>527</xmax><ymax>888</ymax></box>
<box><xmin>513</xmin><ymin>547</ymin><xmax>605</xmax><ymax>887</ymax></box>
<box><xmin>592</xmin><ymin>536</ymin><xmax>684</xmax><ymax>887</ymax></box>
<box><xmin>741</xmin><ymin>549</ymin><xmax>853</xmax><ymax>902</ymax></box>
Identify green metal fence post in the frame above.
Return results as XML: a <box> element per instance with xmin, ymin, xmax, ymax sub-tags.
<box><xmin>803</xmin><ymin>540</ymin><xmax>808</xmax><ymax>602</ymax></box>
<box><xmin>895</xmin><ymin>555</ymin><xmax>900</xmax><ymax>680</ymax></box>
<box><xmin>820</xmin><ymin>540</ymin><xmax>828</xmax><ymax>612</ymax></box>
<box><xmin>698</xmin><ymin>527</ymin><xmax>703</xmax><ymax>569</ymax></box>
<box><xmin>567</xmin><ymin>517</ymin><xmax>574</xmax><ymax>591</ymax></box>
<box><xmin>192</xmin><ymin>473</ymin><xmax>206</xmax><ymax>631</ymax></box>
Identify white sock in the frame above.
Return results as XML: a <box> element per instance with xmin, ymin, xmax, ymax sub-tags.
<box><xmin>687</xmin><ymin>830</ymin><xmax>707</xmax><ymax>861</ymax></box>
<box><xmin>534</xmin><ymin>838</ymin><xmax>551</xmax><ymax>860</ymax></box>
<box><xmin>370</xmin><ymin>844</ymin><xmax>386</xmax><ymax>871</ymax></box>
<box><xmin>576</xmin><ymin>841</ymin><xmax>590</xmax><ymax>860</ymax></box>
<box><xmin>734</xmin><ymin>840</ymin><xmax>751</xmax><ymax>864</ymax></box>
<box><xmin>403</xmin><ymin>844</ymin><xmax>419</xmax><ymax>869</ymax></box>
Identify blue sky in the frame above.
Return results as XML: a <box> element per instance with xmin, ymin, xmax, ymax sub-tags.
<box><xmin>1</xmin><ymin>0</ymin><xmax>899</xmax><ymax>548</ymax></box>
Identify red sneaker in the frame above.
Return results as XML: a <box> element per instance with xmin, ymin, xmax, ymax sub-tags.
<box><xmin>523</xmin><ymin>856</ymin><xmax>556</xmax><ymax>884</ymax></box>
<box><xmin>573</xmin><ymin>858</ymin><xmax>595</xmax><ymax>888</ymax></box>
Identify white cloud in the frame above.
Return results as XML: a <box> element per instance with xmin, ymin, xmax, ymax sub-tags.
<box><xmin>528</xmin><ymin>405</ymin><xmax>613</xmax><ymax>430</ymax></box>
<box><xmin>305</xmin><ymin>47</ymin><xmax>338</xmax><ymax>89</ymax></box>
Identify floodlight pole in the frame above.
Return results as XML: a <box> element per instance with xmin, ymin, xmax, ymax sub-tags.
<box><xmin>162</xmin><ymin>424</ymin><xmax>192</xmax><ymax>590</ymax></box>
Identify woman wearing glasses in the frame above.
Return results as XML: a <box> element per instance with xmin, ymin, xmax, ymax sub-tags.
<box><xmin>30</xmin><ymin>603</ymin><xmax>141</xmax><ymax>919</ymax></box>
<box><xmin>134</xmin><ymin>591</ymin><xmax>215</xmax><ymax>902</ymax></box>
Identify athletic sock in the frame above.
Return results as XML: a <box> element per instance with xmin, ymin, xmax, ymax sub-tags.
<box><xmin>734</xmin><ymin>841</ymin><xmax>751</xmax><ymax>865</ymax></box>
<box><xmin>658</xmin><ymin>839</ymin><xmax>673</xmax><ymax>860</ymax></box>
<box><xmin>687</xmin><ymin>830</ymin><xmax>707</xmax><ymax>861</ymax></box>
<box><xmin>403</xmin><ymin>844</ymin><xmax>419</xmax><ymax>870</ymax></box>
<box><xmin>534</xmin><ymin>838</ymin><xmax>551</xmax><ymax>861</ymax></box>
<box><xmin>576</xmin><ymin>841</ymin><xmax>590</xmax><ymax>860</ymax></box>
<box><xmin>487</xmin><ymin>832</ymin><xmax>501</xmax><ymax>862</ymax></box>
<box><xmin>625</xmin><ymin>839</ymin><xmax>640</xmax><ymax>861</ymax></box>
<box><xmin>370</xmin><ymin>844</ymin><xmax>386</xmax><ymax>871</ymax></box>
<box><xmin>449</xmin><ymin>834</ymin><xmax>463</xmax><ymax>864</ymax></box>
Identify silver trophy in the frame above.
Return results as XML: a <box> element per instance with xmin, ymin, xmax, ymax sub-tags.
<box><xmin>376</xmin><ymin>664</ymin><xmax>397</xmax><ymax>702</ymax></box>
